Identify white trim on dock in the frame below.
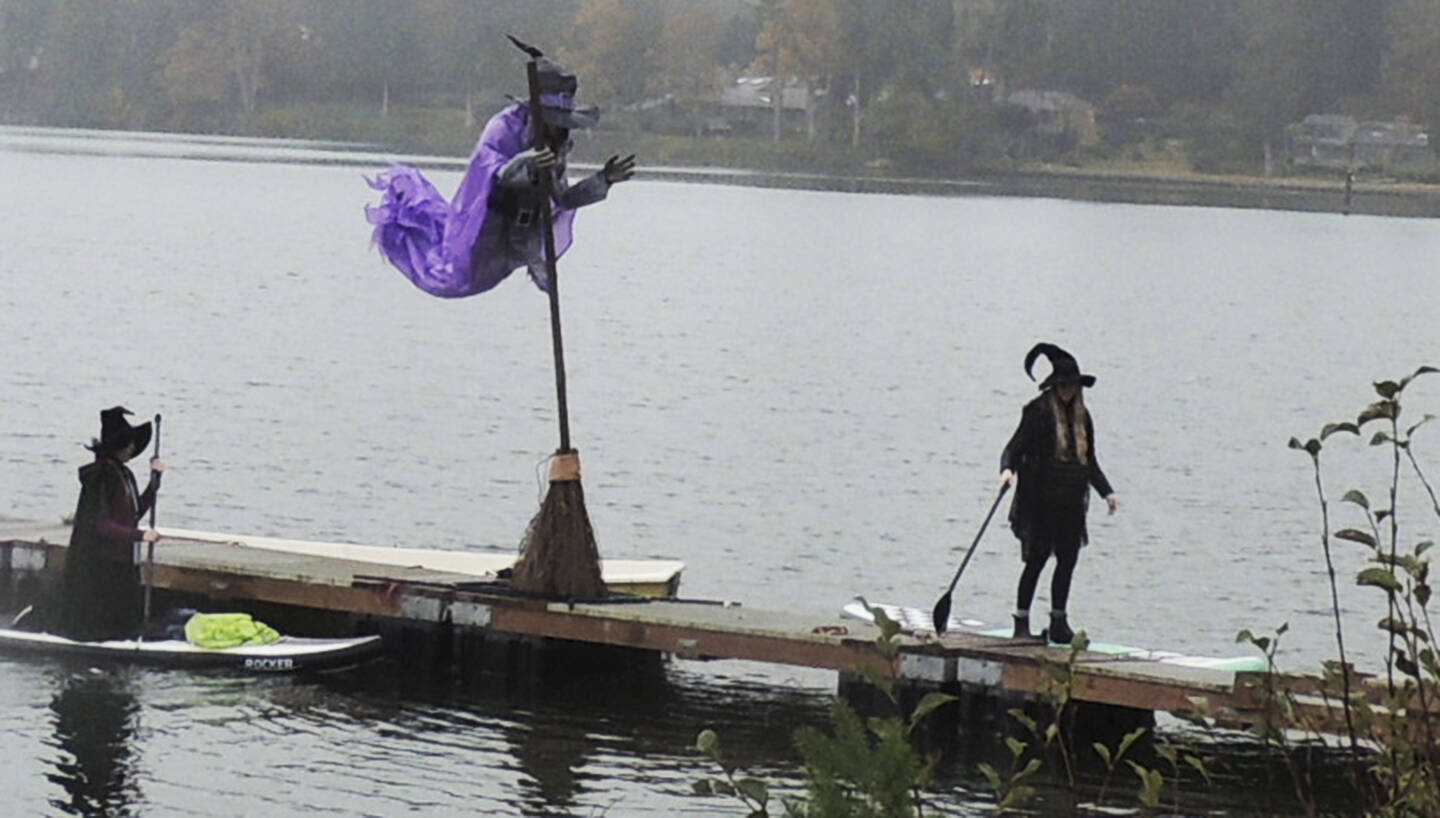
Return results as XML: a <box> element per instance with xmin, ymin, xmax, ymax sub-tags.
<box><xmin>156</xmin><ymin>527</ymin><xmax>685</xmax><ymax>589</ymax></box>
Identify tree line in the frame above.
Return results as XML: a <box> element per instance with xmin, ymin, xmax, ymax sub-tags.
<box><xmin>3</xmin><ymin>0</ymin><xmax>1440</xmax><ymax>174</ymax></box>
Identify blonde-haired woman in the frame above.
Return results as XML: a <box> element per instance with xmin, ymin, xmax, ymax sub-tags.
<box><xmin>999</xmin><ymin>343</ymin><xmax>1118</xmax><ymax>644</ymax></box>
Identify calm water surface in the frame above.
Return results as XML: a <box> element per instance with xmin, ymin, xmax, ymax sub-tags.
<box><xmin>2</xmin><ymin>128</ymin><xmax>1438</xmax><ymax>815</ymax></box>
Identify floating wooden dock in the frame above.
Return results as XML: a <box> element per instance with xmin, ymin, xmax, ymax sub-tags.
<box><xmin>0</xmin><ymin>520</ymin><xmax>1398</xmax><ymax>736</ymax></box>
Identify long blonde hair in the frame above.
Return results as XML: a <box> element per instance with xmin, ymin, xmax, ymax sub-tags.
<box><xmin>1050</xmin><ymin>388</ymin><xmax>1090</xmax><ymax>464</ymax></box>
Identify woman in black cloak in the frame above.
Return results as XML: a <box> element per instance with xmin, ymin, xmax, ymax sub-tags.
<box><xmin>58</xmin><ymin>407</ymin><xmax>163</xmax><ymax>642</ymax></box>
<box><xmin>999</xmin><ymin>344</ymin><xmax>1119</xmax><ymax>644</ymax></box>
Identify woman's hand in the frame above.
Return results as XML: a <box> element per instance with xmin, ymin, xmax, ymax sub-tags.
<box><xmin>141</xmin><ymin>528</ymin><xmax>162</xmax><ymax>544</ymax></box>
<box><xmin>1106</xmin><ymin>494</ymin><xmax>1120</xmax><ymax>515</ymax></box>
<box><xmin>150</xmin><ymin>457</ymin><xmax>165</xmax><ymax>474</ymax></box>
<box><xmin>999</xmin><ymin>469</ymin><xmax>1016</xmax><ymax>488</ymax></box>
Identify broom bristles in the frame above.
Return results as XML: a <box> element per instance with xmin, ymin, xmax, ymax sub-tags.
<box><xmin>511</xmin><ymin>478</ymin><xmax>607</xmax><ymax>598</ymax></box>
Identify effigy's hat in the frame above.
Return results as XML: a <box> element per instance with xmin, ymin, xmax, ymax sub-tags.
<box><xmin>89</xmin><ymin>406</ymin><xmax>151</xmax><ymax>459</ymax></box>
<box><xmin>532</xmin><ymin>57</ymin><xmax>600</xmax><ymax>129</ymax></box>
<box><xmin>507</xmin><ymin>37</ymin><xmax>600</xmax><ymax>130</ymax></box>
<box><xmin>1024</xmin><ymin>343</ymin><xmax>1096</xmax><ymax>390</ymax></box>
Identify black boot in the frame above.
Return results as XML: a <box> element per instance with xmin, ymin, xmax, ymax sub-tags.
<box><xmin>1011</xmin><ymin>613</ymin><xmax>1031</xmax><ymax>640</ymax></box>
<box><xmin>1048</xmin><ymin>612</ymin><xmax>1074</xmax><ymax>645</ymax></box>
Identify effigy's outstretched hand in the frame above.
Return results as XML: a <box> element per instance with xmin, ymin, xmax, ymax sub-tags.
<box><xmin>604</xmin><ymin>154</ymin><xmax>636</xmax><ymax>185</ymax></box>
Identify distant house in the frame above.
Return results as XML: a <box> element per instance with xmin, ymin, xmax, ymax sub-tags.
<box><xmin>714</xmin><ymin>76</ymin><xmax>814</xmax><ymax>136</ymax></box>
<box><xmin>631</xmin><ymin>76</ymin><xmax>815</xmax><ymax>137</ymax></box>
<box><xmin>1353</xmin><ymin>119</ymin><xmax>1433</xmax><ymax>169</ymax></box>
<box><xmin>1287</xmin><ymin>114</ymin><xmax>1434</xmax><ymax>170</ymax></box>
<box><xmin>1005</xmin><ymin>89</ymin><xmax>1099</xmax><ymax>157</ymax></box>
<box><xmin>1286</xmin><ymin>114</ymin><xmax>1358</xmax><ymax>167</ymax></box>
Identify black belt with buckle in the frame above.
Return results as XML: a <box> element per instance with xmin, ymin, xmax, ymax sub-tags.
<box><xmin>488</xmin><ymin>187</ymin><xmax>540</xmax><ymax>227</ymax></box>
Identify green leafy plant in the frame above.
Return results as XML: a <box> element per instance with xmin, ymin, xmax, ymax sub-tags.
<box><xmin>1150</xmin><ymin>733</ymin><xmax>1213</xmax><ymax>815</ymax></box>
<box><xmin>692</xmin><ymin>604</ymin><xmax>956</xmax><ymax>817</ymax></box>
<box><xmin>976</xmin><ymin>731</ymin><xmax>1041</xmax><ymax>814</ymax></box>
<box><xmin>1092</xmin><ymin>726</ymin><xmax>1149</xmax><ymax>808</ymax></box>
<box><xmin>1257</xmin><ymin>364</ymin><xmax>1440</xmax><ymax>815</ymax></box>
<box><xmin>984</xmin><ymin>629</ymin><xmax>1093</xmax><ymax>812</ymax></box>
<box><xmin>1034</xmin><ymin>631</ymin><xmax>1091</xmax><ymax>791</ymax></box>
<box><xmin>985</xmin><ymin>631</ymin><xmax>1207</xmax><ymax>815</ymax></box>
<box><xmin>1126</xmin><ymin>755</ymin><xmax>1166</xmax><ymax>810</ymax></box>
<box><xmin>694</xmin><ymin>611</ymin><xmax>1222</xmax><ymax>815</ymax></box>
<box><xmin>694</xmin><ymin>728</ymin><xmax>778</xmax><ymax>817</ymax></box>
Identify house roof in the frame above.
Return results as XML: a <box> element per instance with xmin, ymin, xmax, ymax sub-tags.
<box><xmin>1007</xmin><ymin>89</ymin><xmax>1095</xmax><ymax>114</ymax></box>
<box><xmin>1354</xmin><ymin>120</ymin><xmax>1429</xmax><ymax>148</ymax></box>
<box><xmin>1295</xmin><ymin>114</ymin><xmax>1357</xmax><ymax>142</ymax></box>
<box><xmin>720</xmin><ymin>76</ymin><xmax>810</xmax><ymax>111</ymax></box>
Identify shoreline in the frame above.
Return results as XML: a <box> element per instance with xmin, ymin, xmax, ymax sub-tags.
<box><xmin>3</xmin><ymin>123</ymin><xmax>1434</xmax><ymax>218</ymax></box>
<box><xmin>634</xmin><ymin>165</ymin><xmax>1439</xmax><ymax>218</ymax></box>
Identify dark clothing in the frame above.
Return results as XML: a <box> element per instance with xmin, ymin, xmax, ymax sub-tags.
<box><xmin>482</xmin><ymin>142</ymin><xmax>610</xmax><ymax>291</ymax></box>
<box><xmin>1000</xmin><ymin>393</ymin><xmax>1113</xmax><ymax>563</ymax></box>
<box><xmin>58</xmin><ymin>456</ymin><xmax>156</xmax><ymax>641</ymax></box>
<box><xmin>1016</xmin><ymin>540</ymin><xmax>1079</xmax><ymax>612</ymax></box>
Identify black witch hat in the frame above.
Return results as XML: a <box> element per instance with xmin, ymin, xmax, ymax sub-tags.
<box><xmin>88</xmin><ymin>406</ymin><xmax>151</xmax><ymax>459</ymax></box>
<box><xmin>1024</xmin><ymin>343</ymin><xmax>1096</xmax><ymax>390</ymax></box>
<box><xmin>507</xmin><ymin>36</ymin><xmax>600</xmax><ymax>130</ymax></box>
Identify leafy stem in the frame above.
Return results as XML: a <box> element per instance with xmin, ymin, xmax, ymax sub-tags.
<box><xmin>1293</xmin><ymin>430</ymin><xmax>1358</xmax><ymax>751</ymax></box>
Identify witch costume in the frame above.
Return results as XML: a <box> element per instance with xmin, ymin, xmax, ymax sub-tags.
<box><xmin>1000</xmin><ymin>343</ymin><xmax>1116</xmax><ymax>644</ymax></box>
<box><xmin>58</xmin><ymin>407</ymin><xmax>159</xmax><ymax>642</ymax></box>
<box><xmin>365</xmin><ymin>55</ymin><xmax>622</xmax><ymax>297</ymax></box>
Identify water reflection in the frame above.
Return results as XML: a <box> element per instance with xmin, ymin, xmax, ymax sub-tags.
<box><xmin>297</xmin><ymin>653</ymin><xmax>827</xmax><ymax>814</ymax></box>
<box><xmin>47</xmin><ymin>669</ymin><xmax>141</xmax><ymax>817</ymax></box>
<box><xmin>509</xmin><ymin>712</ymin><xmax>592</xmax><ymax>814</ymax></box>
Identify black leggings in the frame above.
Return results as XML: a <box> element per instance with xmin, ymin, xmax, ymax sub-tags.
<box><xmin>1016</xmin><ymin>543</ymin><xmax>1079</xmax><ymax>613</ymax></box>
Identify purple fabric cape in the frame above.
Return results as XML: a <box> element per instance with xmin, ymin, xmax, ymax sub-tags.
<box><xmin>364</xmin><ymin>103</ymin><xmax>577</xmax><ymax>298</ymax></box>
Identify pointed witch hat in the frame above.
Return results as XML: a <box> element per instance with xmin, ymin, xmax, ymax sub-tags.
<box><xmin>88</xmin><ymin>406</ymin><xmax>152</xmax><ymax>459</ymax></box>
<box><xmin>505</xmin><ymin>35</ymin><xmax>600</xmax><ymax>130</ymax></box>
<box><xmin>1024</xmin><ymin>343</ymin><xmax>1096</xmax><ymax>390</ymax></box>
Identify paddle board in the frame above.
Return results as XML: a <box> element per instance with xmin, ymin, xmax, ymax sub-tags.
<box><xmin>0</xmin><ymin>628</ymin><xmax>382</xmax><ymax>673</ymax></box>
<box><xmin>841</xmin><ymin>598</ymin><xmax>1265</xmax><ymax>673</ymax></box>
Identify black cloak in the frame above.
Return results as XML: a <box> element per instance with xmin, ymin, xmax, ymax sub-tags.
<box><xmin>57</xmin><ymin>457</ymin><xmax>155</xmax><ymax>641</ymax></box>
<box><xmin>1000</xmin><ymin>393</ymin><xmax>1114</xmax><ymax>561</ymax></box>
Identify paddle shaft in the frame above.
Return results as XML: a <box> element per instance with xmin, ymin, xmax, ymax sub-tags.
<box><xmin>524</xmin><ymin>59</ymin><xmax>573</xmax><ymax>454</ymax></box>
<box><xmin>141</xmin><ymin>414</ymin><xmax>161</xmax><ymax>637</ymax></box>
<box><xmin>942</xmin><ymin>482</ymin><xmax>1009</xmax><ymax>597</ymax></box>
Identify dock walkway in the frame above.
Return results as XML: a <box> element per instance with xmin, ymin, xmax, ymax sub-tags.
<box><xmin>0</xmin><ymin>521</ymin><xmax>1379</xmax><ymax>733</ymax></box>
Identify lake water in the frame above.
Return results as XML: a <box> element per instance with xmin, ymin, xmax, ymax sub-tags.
<box><xmin>1</xmin><ymin>126</ymin><xmax>1438</xmax><ymax>815</ymax></box>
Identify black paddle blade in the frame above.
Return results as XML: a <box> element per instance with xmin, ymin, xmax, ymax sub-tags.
<box><xmin>931</xmin><ymin>593</ymin><xmax>952</xmax><ymax>635</ymax></box>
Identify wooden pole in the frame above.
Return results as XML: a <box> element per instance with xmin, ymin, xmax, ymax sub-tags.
<box><xmin>525</xmin><ymin>58</ymin><xmax>573</xmax><ymax>454</ymax></box>
<box><xmin>508</xmin><ymin>40</ymin><xmax>606</xmax><ymax>599</ymax></box>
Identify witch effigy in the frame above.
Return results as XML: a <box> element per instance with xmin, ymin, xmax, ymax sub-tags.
<box><xmin>58</xmin><ymin>407</ymin><xmax>165</xmax><ymax>642</ymax></box>
<box><xmin>365</xmin><ymin>39</ymin><xmax>635</xmax><ymax>599</ymax></box>
<box><xmin>364</xmin><ymin>49</ymin><xmax>635</xmax><ymax>297</ymax></box>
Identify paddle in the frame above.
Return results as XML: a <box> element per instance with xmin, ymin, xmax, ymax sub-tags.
<box><xmin>140</xmin><ymin>414</ymin><xmax>161</xmax><ymax>639</ymax></box>
<box><xmin>931</xmin><ymin>482</ymin><xmax>1010</xmax><ymax>635</ymax></box>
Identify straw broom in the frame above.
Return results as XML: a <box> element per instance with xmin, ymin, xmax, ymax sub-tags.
<box><xmin>507</xmin><ymin>37</ymin><xmax>607</xmax><ymax>599</ymax></box>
